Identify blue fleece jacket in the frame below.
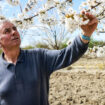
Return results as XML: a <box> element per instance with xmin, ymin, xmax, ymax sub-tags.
<box><xmin>0</xmin><ymin>36</ymin><xmax>88</xmax><ymax>105</ymax></box>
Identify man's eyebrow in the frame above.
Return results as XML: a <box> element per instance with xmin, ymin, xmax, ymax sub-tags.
<box><xmin>2</xmin><ymin>27</ymin><xmax>10</xmax><ymax>33</ymax></box>
<box><xmin>4</xmin><ymin>27</ymin><xmax>10</xmax><ymax>31</ymax></box>
<box><xmin>13</xmin><ymin>26</ymin><xmax>17</xmax><ymax>28</ymax></box>
<box><xmin>2</xmin><ymin>25</ymin><xmax>16</xmax><ymax>33</ymax></box>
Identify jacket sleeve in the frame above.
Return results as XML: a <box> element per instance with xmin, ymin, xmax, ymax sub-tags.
<box><xmin>43</xmin><ymin>35</ymin><xmax>88</xmax><ymax>75</ymax></box>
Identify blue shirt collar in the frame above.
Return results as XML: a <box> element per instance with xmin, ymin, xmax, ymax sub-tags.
<box><xmin>0</xmin><ymin>48</ymin><xmax>25</xmax><ymax>68</ymax></box>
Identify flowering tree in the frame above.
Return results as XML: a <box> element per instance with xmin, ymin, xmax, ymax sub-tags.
<box><xmin>34</xmin><ymin>23</ymin><xmax>70</xmax><ymax>49</ymax></box>
<box><xmin>0</xmin><ymin>0</ymin><xmax>105</xmax><ymax>46</ymax></box>
<box><xmin>0</xmin><ymin>0</ymin><xmax>72</xmax><ymax>28</ymax></box>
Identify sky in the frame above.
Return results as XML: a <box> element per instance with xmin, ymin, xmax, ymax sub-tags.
<box><xmin>0</xmin><ymin>0</ymin><xmax>105</xmax><ymax>47</ymax></box>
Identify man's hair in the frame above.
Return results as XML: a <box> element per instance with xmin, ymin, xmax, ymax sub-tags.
<box><xmin>0</xmin><ymin>19</ymin><xmax>12</xmax><ymax>26</ymax></box>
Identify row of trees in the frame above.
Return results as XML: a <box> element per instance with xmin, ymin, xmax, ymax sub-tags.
<box><xmin>0</xmin><ymin>0</ymin><xmax>105</xmax><ymax>49</ymax></box>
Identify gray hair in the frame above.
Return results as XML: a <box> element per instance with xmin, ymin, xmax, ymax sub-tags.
<box><xmin>0</xmin><ymin>19</ymin><xmax>13</xmax><ymax>26</ymax></box>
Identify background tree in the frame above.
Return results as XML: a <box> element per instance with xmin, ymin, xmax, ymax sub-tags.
<box><xmin>34</xmin><ymin>23</ymin><xmax>69</xmax><ymax>49</ymax></box>
<box><xmin>0</xmin><ymin>0</ymin><xmax>105</xmax><ymax>48</ymax></box>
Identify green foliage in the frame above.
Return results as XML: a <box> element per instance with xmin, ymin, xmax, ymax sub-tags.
<box><xmin>23</xmin><ymin>39</ymin><xmax>105</xmax><ymax>50</ymax></box>
<box><xmin>23</xmin><ymin>46</ymin><xmax>34</xmax><ymax>50</ymax></box>
<box><xmin>0</xmin><ymin>49</ymin><xmax>2</xmax><ymax>55</ymax></box>
<box><xmin>89</xmin><ymin>39</ymin><xmax>105</xmax><ymax>48</ymax></box>
<box><xmin>35</xmin><ymin>42</ymin><xmax>68</xmax><ymax>49</ymax></box>
<box><xmin>35</xmin><ymin>43</ymin><xmax>51</xmax><ymax>49</ymax></box>
<box><xmin>59</xmin><ymin>43</ymin><xmax>68</xmax><ymax>49</ymax></box>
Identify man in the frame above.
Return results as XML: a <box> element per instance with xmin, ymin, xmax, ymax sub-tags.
<box><xmin>0</xmin><ymin>12</ymin><xmax>98</xmax><ymax>105</ymax></box>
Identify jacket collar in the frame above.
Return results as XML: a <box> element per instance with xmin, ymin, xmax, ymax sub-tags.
<box><xmin>0</xmin><ymin>48</ymin><xmax>25</xmax><ymax>68</ymax></box>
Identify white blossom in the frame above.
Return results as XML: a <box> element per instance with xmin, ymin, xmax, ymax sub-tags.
<box><xmin>2</xmin><ymin>0</ymin><xmax>104</xmax><ymax>34</ymax></box>
<box><xmin>65</xmin><ymin>17</ymin><xmax>78</xmax><ymax>33</ymax></box>
<box><xmin>65</xmin><ymin>10</ymin><xmax>90</xmax><ymax>33</ymax></box>
<box><xmin>45</xmin><ymin>0</ymin><xmax>55</xmax><ymax>9</ymax></box>
<box><xmin>6</xmin><ymin>0</ymin><xmax>20</xmax><ymax>6</ymax></box>
<box><xmin>17</xmin><ymin>13</ymin><xmax>24</xmax><ymax>19</ymax></box>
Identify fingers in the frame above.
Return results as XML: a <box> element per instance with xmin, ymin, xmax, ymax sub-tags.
<box><xmin>81</xmin><ymin>10</ymin><xmax>95</xmax><ymax>19</ymax></box>
<box><xmin>81</xmin><ymin>10</ymin><xmax>98</xmax><ymax>26</ymax></box>
<box><xmin>88</xmin><ymin>18</ymin><xmax>98</xmax><ymax>25</ymax></box>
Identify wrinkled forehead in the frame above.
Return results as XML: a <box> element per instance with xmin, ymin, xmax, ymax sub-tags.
<box><xmin>0</xmin><ymin>20</ymin><xmax>14</xmax><ymax>28</ymax></box>
<box><xmin>0</xmin><ymin>20</ymin><xmax>14</xmax><ymax>32</ymax></box>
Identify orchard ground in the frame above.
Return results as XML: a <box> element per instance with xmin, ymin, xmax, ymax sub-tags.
<box><xmin>49</xmin><ymin>56</ymin><xmax>105</xmax><ymax>105</ymax></box>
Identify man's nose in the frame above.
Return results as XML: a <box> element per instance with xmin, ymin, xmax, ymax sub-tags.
<box><xmin>11</xmin><ymin>29</ymin><xmax>16</xmax><ymax>35</ymax></box>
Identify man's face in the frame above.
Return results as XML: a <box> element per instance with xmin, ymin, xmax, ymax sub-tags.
<box><xmin>0</xmin><ymin>21</ymin><xmax>21</xmax><ymax>49</ymax></box>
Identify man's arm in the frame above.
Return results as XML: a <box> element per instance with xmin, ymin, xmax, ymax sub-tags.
<box><xmin>44</xmin><ymin>35</ymin><xmax>88</xmax><ymax>75</ymax></box>
<box><xmin>44</xmin><ymin>11</ymin><xmax>98</xmax><ymax>75</ymax></box>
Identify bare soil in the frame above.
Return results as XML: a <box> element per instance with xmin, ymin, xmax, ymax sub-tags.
<box><xmin>49</xmin><ymin>57</ymin><xmax>105</xmax><ymax>105</ymax></box>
